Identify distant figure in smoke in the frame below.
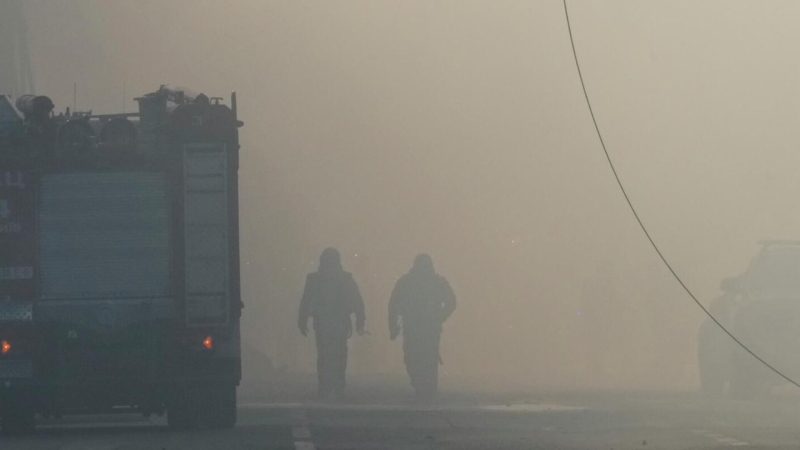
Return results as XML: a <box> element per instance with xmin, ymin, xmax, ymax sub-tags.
<box><xmin>697</xmin><ymin>276</ymin><xmax>740</xmax><ymax>397</ymax></box>
<box><xmin>389</xmin><ymin>254</ymin><xmax>456</xmax><ymax>400</ymax></box>
<box><xmin>298</xmin><ymin>248</ymin><xmax>366</xmax><ymax>400</ymax></box>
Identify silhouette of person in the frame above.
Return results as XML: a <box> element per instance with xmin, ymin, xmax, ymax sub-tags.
<box><xmin>698</xmin><ymin>276</ymin><xmax>740</xmax><ymax>396</ymax></box>
<box><xmin>388</xmin><ymin>254</ymin><xmax>456</xmax><ymax>399</ymax></box>
<box><xmin>298</xmin><ymin>248</ymin><xmax>366</xmax><ymax>399</ymax></box>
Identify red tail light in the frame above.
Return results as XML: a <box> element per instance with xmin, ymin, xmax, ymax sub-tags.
<box><xmin>1</xmin><ymin>340</ymin><xmax>10</xmax><ymax>355</ymax></box>
<box><xmin>202</xmin><ymin>335</ymin><xmax>213</xmax><ymax>351</ymax></box>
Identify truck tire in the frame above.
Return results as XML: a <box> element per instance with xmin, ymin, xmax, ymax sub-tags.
<box><xmin>167</xmin><ymin>388</ymin><xmax>199</xmax><ymax>430</ymax></box>
<box><xmin>167</xmin><ymin>403</ymin><xmax>197</xmax><ymax>430</ymax></box>
<box><xmin>168</xmin><ymin>384</ymin><xmax>237</xmax><ymax>430</ymax></box>
<box><xmin>204</xmin><ymin>384</ymin><xmax>237</xmax><ymax>429</ymax></box>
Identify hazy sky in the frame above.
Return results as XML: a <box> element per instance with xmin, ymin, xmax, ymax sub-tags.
<box><xmin>19</xmin><ymin>1</ymin><xmax>800</xmax><ymax>390</ymax></box>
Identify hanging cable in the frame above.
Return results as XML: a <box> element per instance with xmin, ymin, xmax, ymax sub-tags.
<box><xmin>562</xmin><ymin>0</ymin><xmax>800</xmax><ymax>389</ymax></box>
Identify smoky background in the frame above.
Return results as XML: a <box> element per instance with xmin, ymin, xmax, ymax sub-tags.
<box><xmin>17</xmin><ymin>0</ymin><xmax>800</xmax><ymax>392</ymax></box>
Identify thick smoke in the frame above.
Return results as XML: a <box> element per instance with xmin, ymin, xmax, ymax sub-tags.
<box><xmin>21</xmin><ymin>0</ymin><xmax>800</xmax><ymax>392</ymax></box>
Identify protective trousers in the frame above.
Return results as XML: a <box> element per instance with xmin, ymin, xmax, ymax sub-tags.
<box><xmin>403</xmin><ymin>328</ymin><xmax>441</xmax><ymax>398</ymax></box>
<box><xmin>314</xmin><ymin>322</ymin><xmax>350</xmax><ymax>397</ymax></box>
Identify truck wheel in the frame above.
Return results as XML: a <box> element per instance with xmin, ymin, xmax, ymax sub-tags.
<box><xmin>167</xmin><ymin>389</ymin><xmax>199</xmax><ymax>430</ymax></box>
<box><xmin>168</xmin><ymin>384</ymin><xmax>236</xmax><ymax>430</ymax></box>
<box><xmin>205</xmin><ymin>384</ymin><xmax>237</xmax><ymax>429</ymax></box>
<box><xmin>1</xmin><ymin>404</ymin><xmax>36</xmax><ymax>436</ymax></box>
<box><xmin>167</xmin><ymin>401</ymin><xmax>198</xmax><ymax>430</ymax></box>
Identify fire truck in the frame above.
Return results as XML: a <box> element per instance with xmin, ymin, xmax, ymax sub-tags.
<box><xmin>0</xmin><ymin>86</ymin><xmax>243</xmax><ymax>434</ymax></box>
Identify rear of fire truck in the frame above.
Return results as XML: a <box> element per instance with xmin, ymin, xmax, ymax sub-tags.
<box><xmin>0</xmin><ymin>86</ymin><xmax>243</xmax><ymax>435</ymax></box>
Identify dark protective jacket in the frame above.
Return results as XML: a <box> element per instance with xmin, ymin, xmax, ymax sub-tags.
<box><xmin>388</xmin><ymin>269</ymin><xmax>456</xmax><ymax>334</ymax></box>
<box><xmin>299</xmin><ymin>269</ymin><xmax>366</xmax><ymax>333</ymax></box>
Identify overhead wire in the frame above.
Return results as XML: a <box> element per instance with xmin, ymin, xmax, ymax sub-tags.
<box><xmin>562</xmin><ymin>0</ymin><xmax>800</xmax><ymax>390</ymax></box>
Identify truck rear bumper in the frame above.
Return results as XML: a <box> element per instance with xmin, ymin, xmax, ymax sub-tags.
<box><xmin>0</xmin><ymin>356</ymin><xmax>240</xmax><ymax>417</ymax></box>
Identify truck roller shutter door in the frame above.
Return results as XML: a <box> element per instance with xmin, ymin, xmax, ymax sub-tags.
<box><xmin>38</xmin><ymin>172</ymin><xmax>170</xmax><ymax>300</ymax></box>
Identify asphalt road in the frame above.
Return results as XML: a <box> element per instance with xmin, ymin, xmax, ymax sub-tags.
<box><xmin>4</xmin><ymin>392</ymin><xmax>800</xmax><ymax>449</ymax></box>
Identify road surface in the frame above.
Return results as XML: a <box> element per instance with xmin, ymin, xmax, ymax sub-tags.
<box><xmin>3</xmin><ymin>392</ymin><xmax>800</xmax><ymax>449</ymax></box>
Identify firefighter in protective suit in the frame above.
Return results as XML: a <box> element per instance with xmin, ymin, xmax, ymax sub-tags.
<box><xmin>298</xmin><ymin>248</ymin><xmax>366</xmax><ymax>399</ymax></box>
<box><xmin>389</xmin><ymin>254</ymin><xmax>456</xmax><ymax>399</ymax></box>
<box><xmin>697</xmin><ymin>276</ymin><xmax>740</xmax><ymax>397</ymax></box>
